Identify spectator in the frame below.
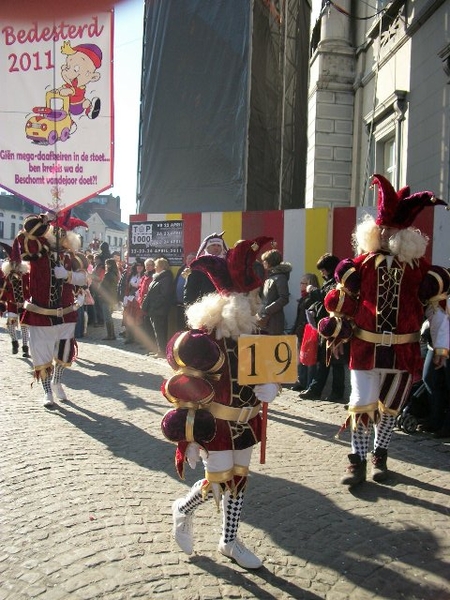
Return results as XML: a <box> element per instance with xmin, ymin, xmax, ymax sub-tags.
<box><xmin>184</xmin><ymin>233</ymin><xmax>228</xmax><ymax>306</ymax></box>
<box><xmin>97</xmin><ymin>241</ymin><xmax>111</xmax><ymax>264</ymax></box>
<box><xmin>112</xmin><ymin>251</ymin><xmax>124</xmax><ymax>275</ymax></box>
<box><xmin>418</xmin><ymin>308</ymin><xmax>450</xmax><ymax>438</ymax></box>
<box><xmin>120</xmin><ymin>259</ymin><xmax>145</xmax><ymax>344</ymax></box>
<box><xmin>142</xmin><ymin>257</ymin><xmax>174</xmax><ymax>358</ymax></box>
<box><xmin>84</xmin><ymin>253</ymin><xmax>96</xmax><ymax>330</ymax></box>
<box><xmin>174</xmin><ymin>252</ymin><xmax>195</xmax><ymax>330</ymax></box>
<box><xmin>90</xmin><ymin>253</ymin><xmax>105</xmax><ymax>327</ymax></box>
<box><xmin>290</xmin><ymin>272</ymin><xmax>320</xmax><ymax>391</ymax></box>
<box><xmin>298</xmin><ymin>253</ymin><xmax>348</xmax><ymax>402</ymax></box>
<box><xmin>137</xmin><ymin>258</ymin><xmax>157</xmax><ymax>353</ymax></box>
<box><xmin>98</xmin><ymin>258</ymin><xmax>120</xmax><ymax>341</ymax></box>
<box><xmin>256</xmin><ymin>248</ymin><xmax>292</xmax><ymax>335</ymax></box>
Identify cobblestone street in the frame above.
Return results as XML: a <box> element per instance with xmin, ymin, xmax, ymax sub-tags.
<box><xmin>1</xmin><ymin>316</ymin><xmax>449</xmax><ymax>599</ymax></box>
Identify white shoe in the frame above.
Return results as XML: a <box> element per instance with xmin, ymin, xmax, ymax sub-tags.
<box><xmin>43</xmin><ymin>393</ymin><xmax>55</xmax><ymax>409</ymax></box>
<box><xmin>172</xmin><ymin>499</ymin><xmax>194</xmax><ymax>555</ymax></box>
<box><xmin>218</xmin><ymin>538</ymin><xmax>262</xmax><ymax>569</ymax></box>
<box><xmin>51</xmin><ymin>383</ymin><xmax>68</xmax><ymax>402</ymax></box>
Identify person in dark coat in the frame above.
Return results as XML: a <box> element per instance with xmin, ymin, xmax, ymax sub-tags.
<box><xmin>298</xmin><ymin>253</ymin><xmax>348</xmax><ymax>401</ymax></box>
<box><xmin>256</xmin><ymin>248</ymin><xmax>292</xmax><ymax>335</ymax></box>
<box><xmin>174</xmin><ymin>252</ymin><xmax>195</xmax><ymax>329</ymax></box>
<box><xmin>98</xmin><ymin>258</ymin><xmax>120</xmax><ymax>340</ymax></box>
<box><xmin>142</xmin><ymin>258</ymin><xmax>174</xmax><ymax>357</ymax></box>
<box><xmin>290</xmin><ymin>272</ymin><xmax>320</xmax><ymax>391</ymax></box>
<box><xmin>97</xmin><ymin>241</ymin><xmax>111</xmax><ymax>264</ymax></box>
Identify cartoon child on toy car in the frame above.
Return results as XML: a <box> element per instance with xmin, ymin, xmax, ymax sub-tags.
<box><xmin>56</xmin><ymin>41</ymin><xmax>102</xmax><ymax>120</ymax></box>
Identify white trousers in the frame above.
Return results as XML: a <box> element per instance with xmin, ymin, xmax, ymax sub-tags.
<box><xmin>28</xmin><ymin>323</ymin><xmax>76</xmax><ymax>368</ymax></box>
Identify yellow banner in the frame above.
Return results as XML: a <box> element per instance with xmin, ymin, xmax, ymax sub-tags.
<box><xmin>238</xmin><ymin>335</ymin><xmax>298</xmax><ymax>384</ymax></box>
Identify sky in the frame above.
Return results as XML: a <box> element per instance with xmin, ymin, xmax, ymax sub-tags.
<box><xmin>110</xmin><ymin>0</ymin><xmax>144</xmax><ymax>221</ymax></box>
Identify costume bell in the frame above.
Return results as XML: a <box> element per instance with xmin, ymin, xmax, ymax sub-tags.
<box><xmin>0</xmin><ymin>243</ymin><xmax>31</xmax><ymax>357</ymax></box>
<box><xmin>161</xmin><ymin>237</ymin><xmax>279</xmax><ymax>569</ymax></box>
<box><xmin>319</xmin><ymin>174</ymin><xmax>450</xmax><ymax>485</ymax></box>
<box><xmin>11</xmin><ymin>211</ymin><xmax>88</xmax><ymax>409</ymax></box>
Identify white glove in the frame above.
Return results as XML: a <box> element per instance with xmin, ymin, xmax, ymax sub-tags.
<box><xmin>54</xmin><ymin>265</ymin><xmax>68</xmax><ymax>279</ymax></box>
<box><xmin>254</xmin><ymin>383</ymin><xmax>279</xmax><ymax>403</ymax></box>
<box><xmin>185</xmin><ymin>442</ymin><xmax>200</xmax><ymax>469</ymax></box>
<box><xmin>76</xmin><ymin>293</ymin><xmax>85</xmax><ymax>308</ymax></box>
<box><xmin>70</xmin><ymin>270</ymin><xmax>87</xmax><ymax>286</ymax></box>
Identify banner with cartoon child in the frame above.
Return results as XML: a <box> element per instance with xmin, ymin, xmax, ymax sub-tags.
<box><xmin>0</xmin><ymin>0</ymin><xmax>114</xmax><ymax>212</ymax></box>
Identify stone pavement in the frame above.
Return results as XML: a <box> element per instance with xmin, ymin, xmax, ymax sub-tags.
<box><xmin>1</xmin><ymin>314</ymin><xmax>449</xmax><ymax>600</ymax></box>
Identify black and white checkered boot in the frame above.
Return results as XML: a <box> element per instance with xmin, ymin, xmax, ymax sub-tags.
<box><xmin>218</xmin><ymin>490</ymin><xmax>262</xmax><ymax>569</ymax></box>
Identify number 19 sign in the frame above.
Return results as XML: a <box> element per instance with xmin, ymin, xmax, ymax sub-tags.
<box><xmin>237</xmin><ymin>335</ymin><xmax>298</xmax><ymax>385</ymax></box>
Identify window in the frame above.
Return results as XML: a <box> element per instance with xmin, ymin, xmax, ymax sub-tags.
<box><xmin>364</xmin><ymin>90</ymin><xmax>407</xmax><ymax>205</ymax></box>
<box><xmin>10</xmin><ymin>222</ymin><xmax>16</xmax><ymax>238</ymax></box>
<box><xmin>383</xmin><ymin>138</ymin><xmax>396</xmax><ymax>185</ymax></box>
<box><xmin>0</xmin><ymin>221</ymin><xmax>4</xmax><ymax>237</ymax></box>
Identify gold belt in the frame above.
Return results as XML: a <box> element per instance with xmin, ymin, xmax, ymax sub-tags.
<box><xmin>354</xmin><ymin>327</ymin><xmax>420</xmax><ymax>346</ymax></box>
<box><xmin>208</xmin><ymin>402</ymin><xmax>261</xmax><ymax>423</ymax></box>
<box><xmin>24</xmin><ymin>300</ymin><xmax>77</xmax><ymax>317</ymax></box>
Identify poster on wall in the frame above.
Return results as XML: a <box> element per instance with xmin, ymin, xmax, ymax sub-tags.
<box><xmin>129</xmin><ymin>220</ymin><xmax>184</xmax><ymax>266</ymax></box>
<box><xmin>0</xmin><ymin>1</ymin><xmax>114</xmax><ymax>213</ymax></box>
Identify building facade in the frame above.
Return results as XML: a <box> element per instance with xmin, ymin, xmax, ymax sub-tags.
<box><xmin>307</xmin><ymin>0</ymin><xmax>450</xmax><ymax>224</ymax></box>
<box><xmin>0</xmin><ymin>193</ymin><xmax>128</xmax><ymax>259</ymax></box>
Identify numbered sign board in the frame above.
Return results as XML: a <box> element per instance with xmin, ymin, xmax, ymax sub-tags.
<box><xmin>238</xmin><ymin>335</ymin><xmax>298</xmax><ymax>384</ymax></box>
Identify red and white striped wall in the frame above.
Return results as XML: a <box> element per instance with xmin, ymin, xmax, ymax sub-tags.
<box><xmin>131</xmin><ymin>206</ymin><xmax>449</xmax><ymax>329</ymax></box>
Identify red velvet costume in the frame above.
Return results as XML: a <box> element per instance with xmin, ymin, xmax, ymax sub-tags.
<box><xmin>318</xmin><ymin>174</ymin><xmax>449</xmax><ymax>486</ymax></box>
<box><xmin>162</xmin><ymin>330</ymin><xmax>262</xmax><ymax>480</ymax></box>
<box><xmin>335</xmin><ymin>253</ymin><xmax>443</xmax><ymax>379</ymax></box>
<box><xmin>21</xmin><ymin>249</ymin><xmax>86</xmax><ymax>327</ymax></box>
<box><xmin>0</xmin><ymin>257</ymin><xmax>31</xmax><ymax>356</ymax></box>
<box><xmin>0</xmin><ymin>265</ymin><xmax>30</xmax><ymax>318</ymax></box>
<box><xmin>162</xmin><ymin>237</ymin><xmax>278</xmax><ymax>569</ymax></box>
<box><xmin>11</xmin><ymin>212</ymin><xmax>88</xmax><ymax>406</ymax></box>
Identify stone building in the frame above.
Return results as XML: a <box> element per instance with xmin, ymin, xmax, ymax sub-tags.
<box><xmin>307</xmin><ymin>0</ymin><xmax>450</xmax><ymax>221</ymax></box>
<box><xmin>0</xmin><ymin>192</ymin><xmax>128</xmax><ymax>259</ymax></box>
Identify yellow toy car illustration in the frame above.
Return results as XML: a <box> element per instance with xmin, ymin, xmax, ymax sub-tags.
<box><xmin>25</xmin><ymin>91</ymin><xmax>74</xmax><ymax>145</ymax></box>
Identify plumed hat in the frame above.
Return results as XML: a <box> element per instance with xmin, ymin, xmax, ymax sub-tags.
<box><xmin>10</xmin><ymin>213</ymin><xmax>52</xmax><ymax>263</ymax></box>
<box><xmin>373</xmin><ymin>174</ymin><xmax>447</xmax><ymax>229</ymax></box>
<box><xmin>196</xmin><ymin>231</ymin><xmax>228</xmax><ymax>258</ymax></box>
<box><xmin>50</xmin><ymin>209</ymin><xmax>88</xmax><ymax>231</ymax></box>
<box><xmin>23</xmin><ymin>213</ymin><xmax>51</xmax><ymax>237</ymax></box>
<box><xmin>228</xmin><ymin>237</ymin><xmax>274</xmax><ymax>292</ymax></box>
<box><xmin>418</xmin><ymin>266</ymin><xmax>450</xmax><ymax>304</ymax></box>
<box><xmin>190</xmin><ymin>236</ymin><xmax>274</xmax><ymax>295</ymax></box>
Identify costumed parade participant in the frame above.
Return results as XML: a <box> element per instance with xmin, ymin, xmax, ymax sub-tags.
<box><xmin>0</xmin><ymin>243</ymin><xmax>31</xmax><ymax>357</ymax></box>
<box><xmin>11</xmin><ymin>211</ymin><xmax>88</xmax><ymax>409</ymax></box>
<box><xmin>318</xmin><ymin>174</ymin><xmax>450</xmax><ymax>485</ymax></box>
<box><xmin>161</xmin><ymin>237</ymin><xmax>279</xmax><ymax>569</ymax></box>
